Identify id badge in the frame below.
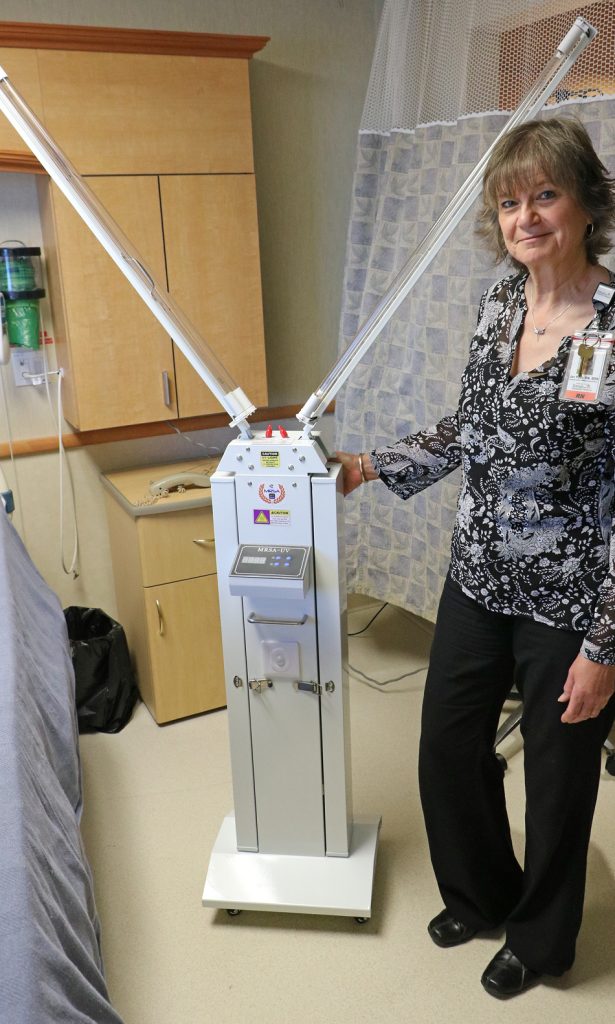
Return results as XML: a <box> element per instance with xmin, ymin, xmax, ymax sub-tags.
<box><xmin>560</xmin><ymin>331</ymin><xmax>614</xmax><ymax>403</ymax></box>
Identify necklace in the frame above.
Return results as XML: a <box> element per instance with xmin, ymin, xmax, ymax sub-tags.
<box><xmin>527</xmin><ymin>280</ymin><xmax>572</xmax><ymax>337</ymax></box>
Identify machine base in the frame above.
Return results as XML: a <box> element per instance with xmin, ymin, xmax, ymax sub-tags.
<box><xmin>203</xmin><ymin>813</ymin><xmax>382</xmax><ymax>918</ymax></box>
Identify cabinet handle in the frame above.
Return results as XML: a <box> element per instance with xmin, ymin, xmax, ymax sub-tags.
<box><xmin>156</xmin><ymin>599</ymin><xmax>164</xmax><ymax>636</ymax></box>
<box><xmin>161</xmin><ymin>371</ymin><xmax>172</xmax><ymax>407</ymax></box>
<box><xmin>193</xmin><ymin>538</ymin><xmax>215</xmax><ymax>546</ymax></box>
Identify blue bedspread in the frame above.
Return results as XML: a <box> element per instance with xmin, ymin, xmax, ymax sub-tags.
<box><xmin>0</xmin><ymin>510</ymin><xmax>123</xmax><ymax>1023</ymax></box>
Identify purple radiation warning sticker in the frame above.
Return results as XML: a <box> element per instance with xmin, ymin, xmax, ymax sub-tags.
<box><xmin>253</xmin><ymin>509</ymin><xmax>270</xmax><ymax>524</ymax></box>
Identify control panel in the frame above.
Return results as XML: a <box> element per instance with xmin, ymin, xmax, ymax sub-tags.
<box><xmin>229</xmin><ymin>544</ymin><xmax>312</xmax><ymax>599</ymax></box>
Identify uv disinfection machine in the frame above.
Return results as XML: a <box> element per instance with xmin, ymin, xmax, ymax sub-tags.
<box><xmin>0</xmin><ymin>16</ymin><xmax>596</xmax><ymax>919</ymax></box>
<box><xmin>205</xmin><ymin>430</ymin><xmax>382</xmax><ymax>916</ymax></box>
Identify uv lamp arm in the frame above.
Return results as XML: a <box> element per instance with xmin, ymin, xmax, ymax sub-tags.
<box><xmin>297</xmin><ymin>16</ymin><xmax>597</xmax><ymax>435</ymax></box>
<box><xmin>0</xmin><ymin>69</ymin><xmax>256</xmax><ymax>439</ymax></box>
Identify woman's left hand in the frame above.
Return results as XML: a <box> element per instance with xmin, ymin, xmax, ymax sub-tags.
<box><xmin>558</xmin><ymin>654</ymin><xmax>615</xmax><ymax>724</ymax></box>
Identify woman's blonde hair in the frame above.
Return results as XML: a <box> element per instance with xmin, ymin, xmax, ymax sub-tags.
<box><xmin>476</xmin><ymin>117</ymin><xmax>615</xmax><ymax>269</ymax></box>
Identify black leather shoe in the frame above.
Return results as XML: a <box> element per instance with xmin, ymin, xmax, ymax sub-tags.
<box><xmin>428</xmin><ymin>909</ymin><xmax>477</xmax><ymax>947</ymax></box>
<box><xmin>481</xmin><ymin>946</ymin><xmax>541</xmax><ymax>999</ymax></box>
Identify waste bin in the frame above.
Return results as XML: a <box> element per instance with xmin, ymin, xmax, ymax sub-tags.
<box><xmin>64</xmin><ymin>606</ymin><xmax>139</xmax><ymax>733</ymax></box>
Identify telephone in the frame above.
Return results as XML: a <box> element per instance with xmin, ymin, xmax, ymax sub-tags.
<box><xmin>148</xmin><ymin>471</ymin><xmax>211</xmax><ymax>497</ymax></box>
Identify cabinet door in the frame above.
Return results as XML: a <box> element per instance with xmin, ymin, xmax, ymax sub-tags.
<box><xmin>160</xmin><ymin>175</ymin><xmax>267</xmax><ymax>418</ymax></box>
<box><xmin>43</xmin><ymin>175</ymin><xmax>178</xmax><ymax>429</ymax></box>
<box><xmin>144</xmin><ymin>574</ymin><xmax>226</xmax><ymax>723</ymax></box>
<box><xmin>0</xmin><ymin>49</ymin><xmax>44</xmax><ymax>154</ymax></box>
<box><xmin>36</xmin><ymin>51</ymin><xmax>254</xmax><ymax>175</ymax></box>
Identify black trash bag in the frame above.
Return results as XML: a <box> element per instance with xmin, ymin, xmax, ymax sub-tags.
<box><xmin>64</xmin><ymin>606</ymin><xmax>139</xmax><ymax>733</ymax></box>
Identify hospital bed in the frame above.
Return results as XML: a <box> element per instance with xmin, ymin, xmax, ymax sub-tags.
<box><xmin>0</xmin><ymin>495</ymin><xmax>123</xmax><ymax>1023</ymax></box>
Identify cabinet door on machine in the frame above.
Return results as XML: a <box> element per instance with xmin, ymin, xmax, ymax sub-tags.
<box><xmin>44</xmin><ymin>175</ymin><xmax>177</xmax><ymax>429</ymax></box>
<box><xmin>160</xmin><ymin>175</ymin><xmax>267</xmax><ymax>418</ymax></box>
<box><xmin>144</xmin><ymin>574</ymin><xmax>226</xmax><ymax>723</ymax></box>
<box><xmin>245</xmin><ymin>608</ymin><xmax>325</xmax><ymax>857</ymax></box>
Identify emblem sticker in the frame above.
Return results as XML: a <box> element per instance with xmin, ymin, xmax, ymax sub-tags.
<box><xmin>258</xmin><ymin>482</ymin><xmax>286</xmax><ymax>504</ymax></box>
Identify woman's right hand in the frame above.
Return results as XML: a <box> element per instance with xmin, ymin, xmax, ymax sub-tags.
<box><xmin>333</xmin><ymin>450</ymin><xmax>377</xmax><ymax>496</ymax></box>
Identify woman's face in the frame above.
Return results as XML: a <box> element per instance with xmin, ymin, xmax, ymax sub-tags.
<box><xmin>497</xmin><ymin>178</ymin><xmax>589</xmax><ymax>272</ymax></box>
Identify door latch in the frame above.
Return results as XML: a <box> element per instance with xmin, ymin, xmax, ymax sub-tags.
<box><xmin>294</xmin><ymin>680</ymin><xmax>321</xmax><ymax>695</ymax></box>
<box><xmin>248</xmin><ymin>678</ymin><xmax>273</xmax><ymax>693</ymax></box>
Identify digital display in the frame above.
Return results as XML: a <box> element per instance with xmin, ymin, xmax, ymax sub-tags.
<box><xmin>230</xmin><ymin>544</ymin><xmax>311</xmax><ymax>579</ymax></box>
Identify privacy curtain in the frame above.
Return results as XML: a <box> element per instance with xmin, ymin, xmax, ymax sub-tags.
<box><xmin>335</xmin><ymin>0</ymin><xmax>615</xmax><ymax>621</ymax></box>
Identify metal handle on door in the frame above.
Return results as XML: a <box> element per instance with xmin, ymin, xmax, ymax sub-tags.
<box><xmin>247</xmin><ymin>612</ymin><xmax>308</xmax><ymax>626</ymax></box>
<box><xmin>156</xmin><ymin>599</ymin><xmax>164</xmax><ymax>636</ymax></box>
<box><xmin>161</xmin><ymin>370</ymin><xmax>172</xmax><ymax>407</ymax></box>
<box><xmin>193</xmin><ymin>538</ymin><xmax>215</xmax><ymax>546</ymax></box>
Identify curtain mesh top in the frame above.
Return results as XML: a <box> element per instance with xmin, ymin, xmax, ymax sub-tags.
<box><xmin>361</xmin><ymin>0</ymin><xmax>615</xmax><ymax>134</ymax></box>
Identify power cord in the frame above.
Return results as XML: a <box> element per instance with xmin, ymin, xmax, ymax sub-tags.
<box><xmin>38</xmin><ymin>306</ymin><xmax>79</xmax><ymax>578</ymax></box>
<box><xmin>346</xmin><ymin>600</ymin><xmax>431</xmax><ymax>691</ymax></box>
<box><xmin>56</xmin><ymin>368</ymin><xmax>79</xmax><ymax>578</ymax></box>
<box><xmin>348</xmin><ymin>601</ymin><xmax>388</xmax><ymax>636</ymax></box>
<box><xmin>165</xmin><ymin>420</ymin><xmax>221</xmax><ymax>456</ymax></box>
<box><xmin>0</xmin><ymin>364</ymin><xmax>27</xmax><ymax>540</ymax></box>
<box><xmin>345</xmin><ymin>660</ymin><xmax>429</xmax><ymax>692</ymax></box>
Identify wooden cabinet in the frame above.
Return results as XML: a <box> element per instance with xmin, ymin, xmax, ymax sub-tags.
<box><xmin>161</xmin><ymin>174</ymin><xmax>266</xmax><ymax>418</ymax></box>
<box><xmin>32</xmin><ymin>50</ymin><xmax>255</xmax><ymax>175</ymax></box>
<box><xmin>0</xmin><ymin>25</ymin><xmax>269</xmax><ymax>430</ymax></box>
<box><xmin>37</xmin><ymin>170</ymin><xmax>267</xmax><ymax>428</ymax></box>
<box><xmin>0</xmin><ymin>48</ymin><xmax>45</xmax><ymax>155</ymax></box>
<box><xmin>102</xmin><ymin>458</ymin><xmax>225</xmax><ymax>724</ymax></box>
<box><xmin>38</xmin><ymin>175</ymin><xmax>177</xmax><ymax>428</ymax></box>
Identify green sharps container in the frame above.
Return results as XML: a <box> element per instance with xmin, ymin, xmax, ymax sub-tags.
<box><xmin>0</xmin><ymin>244</ymin><xmax>46</xmax><ymax>350</ymax></box>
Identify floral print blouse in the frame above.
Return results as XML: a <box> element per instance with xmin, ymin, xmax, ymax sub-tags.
<box><xmin>371</xmin><ymin>271</ymin><xmax>615</xmax><ymax>664</ymax></box>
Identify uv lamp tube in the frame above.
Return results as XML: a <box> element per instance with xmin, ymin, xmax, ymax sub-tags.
<box><xmin>0</xmin><ymin>70</ymin><xmax>256</xmax><ymax>439</ymax></box>
<box><xmin>297</xmin><ymin>16</ymin><xmax>597</xmax><ymax>433</ymax></box>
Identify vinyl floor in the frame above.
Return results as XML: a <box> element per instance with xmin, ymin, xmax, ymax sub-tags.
<box><xmin>79</xmin><ymin>598</ymin><xmax>615</xmax><ymax>1024</ymax></box>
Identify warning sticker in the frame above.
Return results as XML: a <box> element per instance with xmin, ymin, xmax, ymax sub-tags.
<box><xmin>253</xmin><ymin>510</ymin><xmax>270</xmax><ymax>525</ymax></box>
<box><xmin>260</xmin><ymin>450</ymin><xmax>281</xmax><ymax>469</ymax></box>
<box><xmin>270</xmin><ymin>510</ymin><xmax>290</xmax><ymax>526</ymax></box>
<box><xmin>259</xmin><ymin>482</ymin><xmax>286</xmax><ymax>504</ymax></box>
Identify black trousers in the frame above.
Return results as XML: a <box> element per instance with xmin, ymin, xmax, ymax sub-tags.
<box><xmin>419</xmin><ymin>575</ymin><xmax>615</xmax><ymax>976</ymax></box>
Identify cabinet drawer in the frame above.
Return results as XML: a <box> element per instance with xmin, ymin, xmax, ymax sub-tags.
<box><xmin>138</xmin><ymin>507</ymin><xmax>216</xmax><ymax>586</ymax></box>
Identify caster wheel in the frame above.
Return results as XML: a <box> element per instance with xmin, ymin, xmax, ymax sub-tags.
<box><xmin>226</xmin><ymin>908</ymin><xmax>242</xmax><ymax>917</ymax></box>
<box><xmin>495</xmin><ymin>752</ymin><xmax>507</xmax><ymax>773</ymax></box>
<box><xmin>354</xmin><ymin>916</ymin><xmax>368</xmax><ymax>924</ymax></box>
<box><xmin>606</xmin><ymin>754</ymin><xmax>615</xmax><ymax>777</ymax></box>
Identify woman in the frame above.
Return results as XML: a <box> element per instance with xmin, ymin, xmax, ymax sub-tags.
<box><xmin>337</xmin><ymin>117</ymin><xmax>615</xmax><ymax>999</ymax></box>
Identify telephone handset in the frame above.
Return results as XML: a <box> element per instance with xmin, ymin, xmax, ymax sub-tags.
<box><xmin>148</xmin><ymin>471</ymin><xmax>211</xmax><ymax>497</ymax></box>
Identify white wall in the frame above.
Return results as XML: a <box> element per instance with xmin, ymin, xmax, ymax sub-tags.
<box><xmin>0</xmin><ymin>0</ymin><xmax>382</xmax><ymax>612</ymax></box>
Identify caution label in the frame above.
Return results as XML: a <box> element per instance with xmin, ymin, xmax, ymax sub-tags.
<box><xmin>253</xmin><ymin>509</ymin><xmax>270</xmax><ymax>524</ymax></box>
<box><xmin>260</xmin><ymin>450</ymin><xmax>281</xmax><ymax>469</ymax></box>
<box><xmin>270</xmin><ymin>510</ymin><xmax>290</xmax><ymax>526</ymax></box>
